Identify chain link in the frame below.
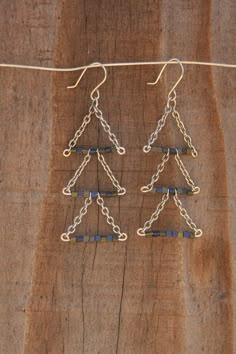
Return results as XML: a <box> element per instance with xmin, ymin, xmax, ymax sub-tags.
<box><xmin>61</xmin><ymin>195</ymin><xmax>93</xmax><ymax>241</ymax></box>
<box><xmin>139</xmin><ymin>88</ymin><xmax>202</xmax><ymax>238</ymax></box>
<box><xmin>141</xmin><ymin>150</ymin><xmax>170</xmax><ymax>192</ymax></box>
<box><xmin>61</xmin><ymin>90</ymin><xmax>127</xmax><ymax>242</ymax></box>
<box><xmin>63</xmin><ymin>101</ymin><xmax>97</xmax><ymax>157</ymax></box>
<box><xmin>137</xmin><ymin>190</ymin><xmax>202</xmax><ymax>237</ymax></box>
<box><xmin>170</xmin><ymin>94</ymin><xmax>198</xmax><ymax>157</ymax></box>
<box><xmin>175</xmin><ymin>150</ymin><xmax>200</xmax><ymax>194</ymax></box>
<box><xmin>143</xmin><ymin>101</ymin><xmax>172</xmax><ymax>153</ymax></box>
<box><xmin>143</xmin><ymin>91</ymin><xmax>198</xmax><ymax>158</ymax></box>
<box><xmin>93</xmin><ymin>96</ymin><xmax>125</xmax><ymax>155</ymax></box>
<box><xmin>137</xmin><ymin>192</ymin><xmax>170</xmax><ymax>236</ymax></box>
<box><xmin>61</xmin><ymin>193</ymin><xmax>127</xmax><ymax>241</ymax></box>
<box><xmin>173</xmin><ymin>191</ymin><xmax>202</xmax><ymax>237</ymax></box>
<box><xmin>62</xmin><ymin>150</ymin><xmax>126</xmax><ymax>195</ymax></box>
<box><xmin>97</xmin><ymin>151</ymin><xmax>126</xmax><ymax>195</ymax></box>
<box><xmin>141</xmin><ymin>148</ymin><xmax>200</xmax><ymax>194</ymax></box>
<box><xmin>96</xmin><ymin>194</ymin><xmax>127</xmax><ymax>241</ymax></box>
<box><xmin>62</xmin><ymin>151</ymin><xmax>91</xmax><ymax>195</ymax></box>
<box><xmin>63</xmin><ymin>94</ymin><xmax>125</xmax><ymax>156</ymax></box>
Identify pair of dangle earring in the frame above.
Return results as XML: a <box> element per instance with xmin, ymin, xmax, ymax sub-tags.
<box><xmin>138</xmin><ymin>58</ymin><xmax>203</xmax><ymax>239</ymax></box>
<box><xmin>61</xmin><ymin>63</ymin><xmax>127</xmax><ymax>243</ymax></box>
<box><xmin>60</xmin><ymin>59</ymin><xmax>202</xmax><ymax>243</ymax></box>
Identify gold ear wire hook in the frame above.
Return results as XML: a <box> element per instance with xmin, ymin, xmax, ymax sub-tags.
<box><xmin>67</xmin><ymin>62</ymin><xmax>107</xmax><ymax>99</ymax></box>
<box><xmin>147</xmin><ymin>58</ymin><xmax>184</xmax><ymax>97</ymax></box>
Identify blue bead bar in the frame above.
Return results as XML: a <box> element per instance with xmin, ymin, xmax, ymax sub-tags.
<box><xmin>145</xmin><ymin>230</ymin><xmax>195</xmax><ymax>238</ymax></box>
<box><xmin>152</xmin><ymin>186</ymin><xmax>193</xmax><ymax>195</ymax></box>
<box><xmin>71</xmin><ymin>190</ymin><xmax>119</xmax><ymax>198</ymax></box>
<box><xmin>71</xmin><ymin>234</ymin><xmax>119</xmax><ymax>242</ymax></box>
<box><xmin>71</xmin><ymin>146</ymin><xmax>115</xmax><ymax>154</ymax></box>
<box><xmin>151</xmin><ymin>146</ymin><xmax>192</xmax><ymax>155</ymax></box>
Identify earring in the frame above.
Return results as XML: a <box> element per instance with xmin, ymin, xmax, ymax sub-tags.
<box><xmin>137</xmin><ymin>58</ymin><xmax>202</xmax><ymax>239</ymax></box>
<box><xmin>61</xmin><ymin>62</ymin><xmax>127</xmax><ymax>243</ymax></box>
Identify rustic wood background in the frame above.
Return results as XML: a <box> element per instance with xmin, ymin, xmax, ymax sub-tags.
<box><xmin>0</xmin><ymin>1</ymin><xmax>235</xmax><ymax>353</ymax></box>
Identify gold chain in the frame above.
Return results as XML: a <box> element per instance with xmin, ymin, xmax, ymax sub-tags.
<box><xmin>61</xmin><ymin>195</ymin><xmax>93</xmax><ymax>241</ymax></box>
<box><xmin>61</xmin><ymin>193</ymin><xmax>127</xmax><ymax>241</ymax></box>
<box><xmin>137</xmin><ymin>192</ymin><xmax>170</xmax><ymax>236</ymax></box>
<box><xmin>175</xmin><ymin>151</ymin><xmax>200</xmax><ymax>193</ymax></box>
<box><xmin>173</xmin><ymin>191</ymin><xmax>202</xmax><ymax>237</ymax></box>
<box><xmin>93</xmin><ymin>98</ymin><xmax>125</xmax><ymax>155</ymax></box>
<box><xmin>62</xmin><ymin>151</ymin><xmax>91</xmax><ymax>195</ymax></box>
<box><xmin>63</xmin><ymin>101</ymin><xmax>96</xmax><ymax>157</ymax></box>
<box><xmin>171</xmin><ymin>93</ymin><xmax>198</xmax><ymax>157</ymax></box>
<box><xmin>141</xmin><ymin>150</ymin><xmax>170</xmax><ymax>192</ymax></box>
<box><xmin>62</xmin><ymin>150</ymin><xmax>126</xmax><ymax>196</ymax></box>
<box><xmin>97</xmin><ymin>151</ymin><xmax>126</xmax><ymax>195</ymax></box>
<box><xmin>63</xmin><ymin>94</ymin><xmax>125</xmax><ymax>156</ymax></box>
<box><xmin>96</xmin><ymin>194</ymin><xmax>127</xmax><ymax>241</ymax></box>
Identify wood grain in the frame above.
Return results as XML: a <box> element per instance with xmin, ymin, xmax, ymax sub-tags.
<box><xmin>0</xmin><ymin>1</ymin><xmax>235</xmax><ymax>353</ymax></box>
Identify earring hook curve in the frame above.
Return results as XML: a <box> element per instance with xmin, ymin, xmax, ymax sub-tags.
<box><xmin>147</xmin><ymin>58</ymin><xmax>184</xmax><ymax>97</ymax></box>
<box><xmin>67</xmin><ymin>62</ymin><xmax>107</xmax><ymax>99</ymax></box>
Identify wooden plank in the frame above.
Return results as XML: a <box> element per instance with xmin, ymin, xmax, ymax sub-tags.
<box><xmin>0</xmin><ymin>1</ymin><xmax>58</xmax><ymax>353</ymax></box>
<box><xmin>0</xmin><ymin>1</ymin><xmax>235</xmax><ymax>353</ymax></box>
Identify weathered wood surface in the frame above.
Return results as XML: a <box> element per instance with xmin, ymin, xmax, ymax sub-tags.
<box><xmin>0</xmin><ymin>1</ymin><xmax>236</xmax><ymax>353</ymax></box>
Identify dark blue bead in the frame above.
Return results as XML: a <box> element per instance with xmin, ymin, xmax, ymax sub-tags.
<box><xmin>166</xmin><ymin>230</ymin><xmax>172</xmax><ymax>236</ymax></box>
<box><xmin>169</xmin><ymin>187</ymin><xmax>175</xmax><ymax>194</ymax></box>
<box><xmin>95</xmin><ymin>235</ymin><xmax>101</xmax><ymax>241</ymax></box>
<box><xmin>152</xmin><ymin>230</ymin><xmax>160</xmax><ymax>236</ymax></box>
<box><xmin>89</xmin><ymin>148</ymin><xmax>97</xmax><ymax>154</ymax></box>
<box><xmin>172</xmin><ymin>231</ymin><xmax>178</xmax><ymax>237</ymax></box>
<box><xmin>183</xmin><ymin>231</ymin><xmax>191</xmax><ymax>238</ymax></box>
<box><xmin>91</xmin><ymin>191</ymin><xmax>98</xmax><ymax>198</ymax></box>
<box><xmin>107</xmin><ymin>235</ymin><xmax>113</xmax><ymax>241</ymax></box>
<box><xmin>156</xmin><ymin>187</ymin><xmax>163</xmax><ymax>193</ymax></box>
<box><xmin>169</xmin><ymin>148</ymin><xmax>177</xmax><ymax>155</ymax></box>
<box><xmin>78</xmin><ymin>190</ymin><xmax>84</xmax><ymax>197</ymax></box>
<box><xmin>76</xmin><ymin>147</ymin><xmax>83</xmax><ymax>153</ymax></box>
<box><xmin>186</xmin><ymin>189</ymin><xmax>192</xmax><ymax>194</ymax></box>
<box><xmin>76</xmin><ymin>235</ymin><xmax>84</xmax><ymax>241</ymax></box>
